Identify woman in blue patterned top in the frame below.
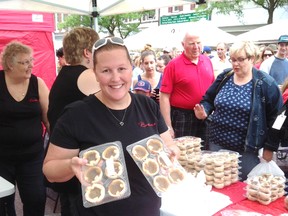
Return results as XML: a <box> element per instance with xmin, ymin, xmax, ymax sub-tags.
<box><xmin>194</xmin><ymin>41</ymin><xmax>283</xmax><ymax>180</ymax></box>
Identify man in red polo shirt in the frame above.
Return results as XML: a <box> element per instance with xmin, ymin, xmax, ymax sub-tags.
<box><xmin>160</xmin><ymin>31</ymin><xmax>214</xmax><ymax>143</ymax></box>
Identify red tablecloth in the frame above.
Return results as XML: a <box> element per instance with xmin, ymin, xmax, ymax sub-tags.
<box><xmin>213</xmin><ymin>181</ymin><xmax>288</xmax><ymax>215</ymax></box>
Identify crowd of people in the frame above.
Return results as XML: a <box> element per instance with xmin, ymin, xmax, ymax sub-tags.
<box><xmin>0</xmin><ymin>25</ymin><xmax>288</xmax><ymax>216</ymax></box>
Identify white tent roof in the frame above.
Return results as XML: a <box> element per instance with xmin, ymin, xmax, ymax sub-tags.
<box><xmin>236</xmin><ymin>20</ymin><xmax>288</xmax><ymax>43</ymax></box>
<box><xmin>0</xmin><ymin>0</ymin><xmax>192</xmax><ymax>16</ymax></box>
<box><xmin>0</xmin><ymin>0</ymin><xmax>91</xmax><ymax>15</ymax></box>
<box><xmin>124</xmin><ymin>20</ymin><xmax>237</xmax><ymax>50</ymax></box>
<box><xmin>98</xmin><ymin>0</ymin><xmax>191</xmax><ymax>16</ymax></box>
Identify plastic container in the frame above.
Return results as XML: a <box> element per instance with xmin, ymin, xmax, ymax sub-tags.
<box><xmin>126</xmin><ymin>134</ymin><xmax>187</xmax><ymax>197</ymax></box>
<box><xmin>79</xmin><ymin>141</ymin><xmax>131</xmax><ymax>208</ymax></box>
<box><xmin>245</xmin><ymin>173</ymin><xmax>286</xmax><ymax>205</ymax></box>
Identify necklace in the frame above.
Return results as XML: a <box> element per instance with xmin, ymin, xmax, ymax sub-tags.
<box><xmin>106</xmin><ymin>107</ymin><xmax>127</xmax><ymax>126</ymax></box>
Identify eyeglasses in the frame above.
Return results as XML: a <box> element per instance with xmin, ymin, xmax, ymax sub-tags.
<box><xmin>17</xmin><ymin>58</ymin><xmax>34</xmax><ymax>66</ymax></box>
<box><xmin>229</xmin><ymin>57</ymin><xmax>248</xmax><ymax>64</ymax></box>
<box><xmin>263</xmin><ymin>54</ymin><xmax>273</xmax><ymax>57</ymax></box>
<box><xmin>92</xmin><ymin>37</ymin><xmax>125</xmax><ymax>55</ymax></box>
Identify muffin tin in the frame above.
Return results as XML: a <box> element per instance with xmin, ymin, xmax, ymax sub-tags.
<box><xmin>79</xmin><ymin>141</ymin><xmax>131</xmax><ymax>208</ymax></box>
<box><xmin>126</xmin><ymin>134</ymin><xmax>187</xmax><ymax>197</ymax></box>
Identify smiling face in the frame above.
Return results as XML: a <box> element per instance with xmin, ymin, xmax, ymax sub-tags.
<box><xmin>94</xmin><ymin>47</ymin><xmax>132</xmax><ymax>104</ymax></box>
<box><xmin>277</xmin><ymin>42</ymin><xmax>288</xmax><ymax>58</ymax></box>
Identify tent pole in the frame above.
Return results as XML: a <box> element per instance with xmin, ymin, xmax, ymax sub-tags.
<box><xmin>92</xmin><ymin>0</ymin><xmax>99</xmax><ymax>32</ymax></box>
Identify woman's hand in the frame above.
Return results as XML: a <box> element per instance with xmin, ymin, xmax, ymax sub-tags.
<box><xmin>262</xmin><ymin>149</ymin><xmax>274</xmax><ymax>162</ymax></box>
<box><xmin>151</xmin><ymin>89</ymin><xmax>160</xmax><ymax>101</ymax></box>
<box><xmin>160</xmin><ymin>130</ymin><xmax>180</xmax><ymax>160</ymax></box>
<box><xmin>71</xmin><ymin>156</ymin><xmax>88</xmax><ymax>185</ymax></box>
<box><xmin>168</xmin><ymin>126</ymin><xmax>175</xmax><ymax>139</ymax></box>
<box><xmin>167</xmin><ymin>143</ymin><xmax>180</xmax><ymax>160</ymax></box>
<box><xmin>194</xmin><ymin>104</ymin><xmax>208</xmax><ymax>120</ymax></box>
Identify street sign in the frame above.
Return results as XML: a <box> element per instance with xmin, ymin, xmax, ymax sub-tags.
<box><xmin>160</xmin><ymin>11</ymin><xmax>209</xmax><ymax>25</ymax></box>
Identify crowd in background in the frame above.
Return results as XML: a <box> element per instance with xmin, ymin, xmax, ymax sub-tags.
<box><xmin>1</xmin><ymin>25</ymin><xmax>288</xmax><ymax>216</ymax></box>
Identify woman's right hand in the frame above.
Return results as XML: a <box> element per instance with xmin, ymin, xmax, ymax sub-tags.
<box><xmin>194</xmin><ymin>104</ymin><xmax>207</xmax><ymax>120</ymax></box>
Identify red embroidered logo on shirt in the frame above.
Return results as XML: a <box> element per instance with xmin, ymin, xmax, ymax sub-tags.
<box><xmin>138</xmin><ymin>122</ymin><xmax>156</xmax><ymax>128</ymax></box>
<box><xmin>28</xmin><ymin>98</ymin><xmax>39</xmax><ymax>103</ymax></box>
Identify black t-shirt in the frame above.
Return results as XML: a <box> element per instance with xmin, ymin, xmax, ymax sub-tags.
<box><xmin>47</xmin><ymin>65</ymin><xmax>88</xmax><ymax>192</ymax></box>
<box><xmin>51</xmin><ymin>92</ymin><xmax>167</xmax><ymax>216</ymax></box>
<box><xmin>48</xmin><ymin>65</ymin><xmax>88</xmax><ymax>133</ymax></box>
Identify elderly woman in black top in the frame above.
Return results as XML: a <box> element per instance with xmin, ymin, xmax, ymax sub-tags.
<box><xmin>0</xmin><ymin>41</ymin><xmax>49</xmax><ymax>216</ymax></box>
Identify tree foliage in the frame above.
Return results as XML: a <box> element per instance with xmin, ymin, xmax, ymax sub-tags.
<box><xmin>250</xmin><ymin>0</ymin><xmax>288</xmax><ymax>23</ymax></box>
<box><xmin>58</xmin><ymin>15</ymin><xmax>91</xmax><ymax>30</ymax></box>
<box><xmin>199</xmin><ymin>0</ymin><xmax>243</xmax><ymax>20</ymax></box>
<box><xmin>98</xmin><ymin>12</ymin><xmax>144</xmax><ymax>38</ymax></box>
<box><xmin>57</xmin><ymin>11</ymin><xmax>153</xmax><ymax>39</ymax></box>
<box><xmin>204</xmin><ymin>0</ymin><xmax>288</xmax><ymax>24</ymax></box>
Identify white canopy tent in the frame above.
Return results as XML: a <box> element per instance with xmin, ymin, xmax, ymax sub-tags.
<box><xmin>235</xmin><ymin>20</ymin><xmax>288</xmax><ymax>44</ymax></box>
<box><xmin>98</xmin><ymin>0</ymin><xmax>191</xmax><ymax>16</ymax></box>
<box><xmin>124</xmin><ymin>24</ymin><xmax>183</xmax><ymax>51</ymax></box>
<box><xmin>0</xmin><ymin>0</ymin><xmax>192</xmax><ymax>16</ymax></box>
<box><xmin>124</xmin><ymin>20</ymin><xmax>237</xmax><ymax>50</ymax></box>
<box><xmin>0</xmin><ymin>0</ymin><xmax>92</xmax><ymax>15</ymax></box>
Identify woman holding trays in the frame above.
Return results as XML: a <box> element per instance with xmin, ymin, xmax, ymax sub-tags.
<box><xmin>43</xmin><ymin>37</ymin><xmax>179</xmax><ymax>216</ymax></box>
<box><xmin>47</xmin><ymin>26</ymin><xmax>100</xmax><ymax>216</ymax></box>
<box><xmin>194</xmin><ymin>41</ymin><xmax>283</xmax><ymax>180</ymax></box>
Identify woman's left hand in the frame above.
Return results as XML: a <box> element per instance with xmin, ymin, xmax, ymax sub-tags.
<box><xmin>194</xmin><ymin>104</ymin><xmax>207</xmax><ymax>120</ymax></box>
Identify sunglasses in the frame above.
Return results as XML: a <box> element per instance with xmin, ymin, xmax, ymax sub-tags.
<box><xmin>263</xmin><ymin>54</ymin><xmax>273</xmax><ymax>57</ymax></box>
<box><xmin>92</xmin><ymin>37</ymin><xmax>125</xmax><ymax>56</ymax></box>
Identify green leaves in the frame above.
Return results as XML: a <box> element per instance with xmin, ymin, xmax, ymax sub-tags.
<box><xmin>57</xmin><ymin>11</ymin><xmax>152</xmax><ymax>39</ymax></box>
<box><xmin>57</xmin><ymin>15</ymin><xmax>91</xmax><ymax>30</ymax></box>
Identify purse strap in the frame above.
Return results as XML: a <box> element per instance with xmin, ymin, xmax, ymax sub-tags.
<box><xmin>216</xmin><ymin>69</ymin><xmax>234</xmax><ymax>94</ymax></box>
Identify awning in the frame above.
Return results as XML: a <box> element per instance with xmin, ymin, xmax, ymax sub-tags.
<box><xmin>0</xmin><ymin>0</ymin><xmax>193</xmax><ymax>16</ymax></box>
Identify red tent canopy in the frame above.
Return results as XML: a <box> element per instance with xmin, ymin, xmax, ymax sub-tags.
<box><xmin>0</xmin><ymin>10</ymin><xmax>56</xmax><ymax>89</ymax></box>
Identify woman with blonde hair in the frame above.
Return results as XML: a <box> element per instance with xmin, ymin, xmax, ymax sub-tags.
<box><xmin>195</xmin><ymin>41</ymin><xmax>283</xmax><ymax>180</ymax></box>
<box><xmin>0</xmin><ymin>41</ymin><xmax>49</xmax><ymax>216</ymax></box>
